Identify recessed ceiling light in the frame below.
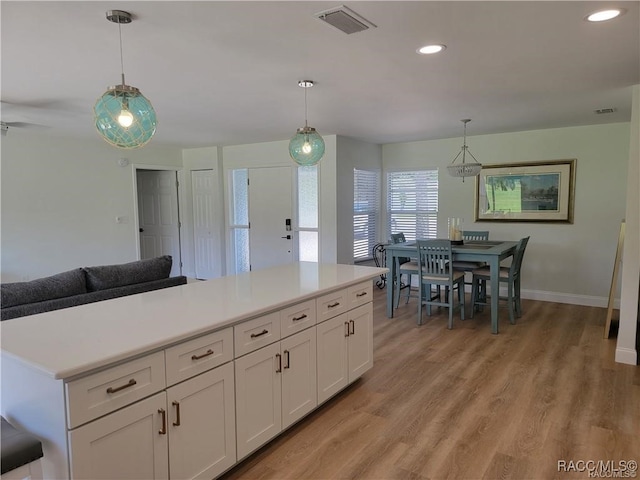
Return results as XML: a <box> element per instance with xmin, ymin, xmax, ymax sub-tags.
<box><xmin>417</xmin><ymin>44</ymin><xmax>446</xmax><ymax>55</ymax></box>
<box><xmin>586</xmin><ymin>9</ymin><xmax>625</xmax><ymax>22</ymax></box>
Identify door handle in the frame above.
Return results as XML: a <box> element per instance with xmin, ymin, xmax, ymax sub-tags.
<box><xmin>281</xmin><ymin>235</ymin><xmax>292</xmax><ymax>239</ymax></box>
<box><xmin>139</xmin><ymin>228</ymin><xmax>144</xmax><ymax>233</ymax></box>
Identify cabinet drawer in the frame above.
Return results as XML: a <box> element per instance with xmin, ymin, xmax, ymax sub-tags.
<box><xmin>234</xmin><ymin>311</ymin><xmax>281</xmax><ymax>357</ymax></box>
<box><xmin>165</xmin><ymin>328</ymin><xmax>233</xmax><ymax>386</ymax></box>
<box><xmin>66</xmin><ymin>351</ymin><xmax>166</xmax><ymax>429</ymax></box>
<box><xmin>281</xmin><ymin>299</ymin><xmax>316</xmax><ymax>338</ymax></box>
<box><xmin>347</xmin><ymin>281</ymin><xmax>373</xmax><ymax>310</ymax></box>
<box><xmin>316</xmin><ymin>289</ymin><xmax>348</xmax><ymax>323</ymax></box>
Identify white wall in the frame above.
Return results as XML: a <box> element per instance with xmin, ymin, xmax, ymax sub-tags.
<box><xmin>616</xmin><ymin>85</ymin><xmax>639</xmax><ymax>365</ymax></box>
<box><xmin>383</xmin><ymin>123</ymin><xmax>630</xmax><ymax>306</ymax></box>
<box><xmin>335</xmin><ymin>136</ymin><xmax>383</xmax><ymax>264</ymax></box>
<box><xmin>1</xmin><ymin>131</ymin><xmax>182</xmax><ymax>282</ymax></box>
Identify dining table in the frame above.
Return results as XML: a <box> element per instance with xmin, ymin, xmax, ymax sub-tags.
<box><xmin>385</xmin><ymin>240</ymin><xmax>519</xmax><ymax>334</ymax></box>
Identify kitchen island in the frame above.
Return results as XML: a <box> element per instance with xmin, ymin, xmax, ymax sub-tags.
<box><xmin>1</xmin><ymin>262</ymin><xmax>386</xmax><ymax>479</ymax></box>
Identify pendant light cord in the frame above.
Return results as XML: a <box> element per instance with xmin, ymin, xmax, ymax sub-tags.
<box><xmin>118</xmin><ymin>21</ymin><xmax>126</xmax><ymax>85</ymax></box>
<box><xmin>304</xmin><ymin>85</ymin><xmax>308</xmax><ymax>128</ymax></box>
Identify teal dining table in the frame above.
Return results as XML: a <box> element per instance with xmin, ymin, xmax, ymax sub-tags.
<box><xmin>385</xmin><ymin>240</ymin><xmax>519</xmax><ymax>334</ymax></box>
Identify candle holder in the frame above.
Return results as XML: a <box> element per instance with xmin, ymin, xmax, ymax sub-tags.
<box><xmin>448</xmin><ymin>217</ymin><xmax>464</xmax><ymax>245</ymax></box>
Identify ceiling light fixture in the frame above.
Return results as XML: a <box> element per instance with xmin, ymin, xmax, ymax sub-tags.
<box><xmin>94</xmin><ymin>10</ymin><xmax>157</xmax><ymax>149</ymax></box>
<box><xmin>289</xmin><ymin>80</ymin><xmax>325</xmax><ymax>166</ymax></box>
<box><xmin>417</xmin><ymin>44</ymin><xmax>446</xmax><ymax>55</ymax></box>
<box><xmin>586</xmin><ymin>9</ymin><xmax>625</xmax><ymax>21</ymax></box>
<box><xmin>447</xmin><ymin>119</ymin><xmax>482</xmax><ymax>182</ymax></box>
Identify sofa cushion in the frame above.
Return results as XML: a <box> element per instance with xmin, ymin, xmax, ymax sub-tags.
<box><xmin>83</xmin><ymin>256</ymin><xmax>173</xmax><ymax>292</ymax></box>
<box><xmin>0</xmin><ymin>269</ymin><xmax>87</xmax><ymax>308</ymax></box>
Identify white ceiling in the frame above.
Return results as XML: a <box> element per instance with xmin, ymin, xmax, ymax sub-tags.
<box><xmin>1</xmin><ymin>1</ymin><xmax>639</xmax><ymax>149</ymax></box>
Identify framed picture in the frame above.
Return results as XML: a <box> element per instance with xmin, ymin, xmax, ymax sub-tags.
<box><xmin>474</xmin><ymin>159</ymin><xmax>576</xmax><ymax>223</ymax></box>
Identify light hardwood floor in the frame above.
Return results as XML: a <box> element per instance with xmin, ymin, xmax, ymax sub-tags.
<box><xmin>222</xmin><ymin>286</ymin><xmax>640</xmax><ymax>480</ymax></box>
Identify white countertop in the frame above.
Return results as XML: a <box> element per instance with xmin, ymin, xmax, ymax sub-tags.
<box><xmin>0</xmin><ymin>262</ymin><xmax>386</xmax><ymax>380</ymax></box>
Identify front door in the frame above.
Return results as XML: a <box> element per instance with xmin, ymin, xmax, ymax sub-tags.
<box><xmin>137</xmin><ymin>169</ymin><xmax>182</xmax><ymax>276</ymax></box>
<box><xmin>248</xmin><ymin>167</ymin><xmax>293</xmax><ymax>271</ymax></box>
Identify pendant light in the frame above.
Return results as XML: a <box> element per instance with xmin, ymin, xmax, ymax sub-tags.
<box><xmin>94</xmin><ymin>10</ymin><xmax>157</xmax><ymax>149</ymax></box>
<box><xmin>289</xmin><ymin>80</ymin><xmax>325</xmax><ymax>166</ymax></box>
<box><xmin>447</xmin><ymin>119</ymin><xmax>482</xmax><ymax>182</ymax></box>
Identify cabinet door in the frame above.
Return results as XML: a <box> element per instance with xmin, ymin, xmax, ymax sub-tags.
<box><xmin>235</xmin><ymin>343</ymin><xmax>282</xmax><ymax>460</ymax></box>
<box><xmin>281</xmin><ymin>328</ymin><xmax>317</xmax><ymax>429</ymax></box>
<box><xmin>347</xmin><ymin>303</ymin><xmax>374</xmax><ymax>382</ymax></box>
<box><xmin>68</xmin><ymin>392</ymin><xmax>169</xmax><ymax>480</ymax></box>
<box><xmin>316</xmin><ymin>313</ymin><xmax>349</xmax><ymax>405</ymax></box>
<box><xmin>167</xmin><ymin>362</ymin><xmax>236</xmax><ymax>480</ymax></box>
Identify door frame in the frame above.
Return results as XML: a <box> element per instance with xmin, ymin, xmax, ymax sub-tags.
<box><xmin>132</xmin><ymin>164</ymin><xmax>185</xmax><ymax>274</ymax></box>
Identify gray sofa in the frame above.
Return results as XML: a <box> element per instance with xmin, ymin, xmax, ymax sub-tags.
<box><xmin>1</xmin><ymin>256</ymin><xmax>187</xmax><ymax>321</ymax></box>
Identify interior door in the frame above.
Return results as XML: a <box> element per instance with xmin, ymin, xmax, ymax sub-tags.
<box><xmin>248</xmin><ymin>167</ymin><xmax>293</xmax><ymax>271</ymax></box>
<box><xmin>192</xmin><ymin>169</ymin><xmax>220</xmax><ymax>279</ymax></box>
<box><xmin>137</xmin><ymin>169</ymin><xmax>182</xmax><ymax>276</ymax></box>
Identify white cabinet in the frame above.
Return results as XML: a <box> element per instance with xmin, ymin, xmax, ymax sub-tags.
<box><xmin>281</xmin><ymin>327</ymin><xmax>317</xmax><ymax>429</ymax></box>
<box><xmin>68</xmin><ymin>392</ymin><xmax>169</xmax><ymax>480</ymax></box>
<box><xmin>167</xmin><ymin>362</ymin><xmax>236</xmax><ymax>480</ymax></box>
<box><xmin>317</xmin><ymin>303</ymin><xmax>373</xmax><ymax>405</ymax></box>
<box><xmin>235</xmin><ymin>327</ymin><xmax>317</xmax><ymax>460</ymax></box>
<box><xmin>69</xmin><ymin>329</ymin><xmax>236</xmax><ymax>480</ymax></box>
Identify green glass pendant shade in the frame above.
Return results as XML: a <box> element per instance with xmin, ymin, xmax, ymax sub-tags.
<box><xmin>289</xmin><ymin>126</ymin><xmax>325</xmax><ymax>166</ymax></box>
<box><xmin>94</xmin><ymin>85</ymin><xmax>157</xmax><ymax>149</ymax></box>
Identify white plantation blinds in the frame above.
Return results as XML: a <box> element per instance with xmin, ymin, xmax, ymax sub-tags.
<box><xmin>353</xmin><ymin>169</ymin><xmax>380</xmax><ymax>260</ymax></box>
<box><xmin>387</xmin><ymin>170</ymin><xmax>438</xmax><ymax>241</ymax></box>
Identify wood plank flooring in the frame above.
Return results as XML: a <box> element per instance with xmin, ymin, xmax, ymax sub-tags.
<box><xmin>221</xmin><ymin>287</ymin><xmax>639</xmax><ymax>480</ymax></box>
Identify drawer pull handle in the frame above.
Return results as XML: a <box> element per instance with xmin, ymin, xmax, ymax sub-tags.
<box><xmin>106</xmin><ymin>379</ymin><xmax>137</xmax><ymax>394</ymax></box>
<box><xmin>276</xmin><ymin>353</ymin><xmax>282</xmax><ymax>373</ymax></box>
<box><xmin>158</xmin><ymin>408</ymin><xmax>167</xmax><ymax>435</ymax></box>
<box><xmin>350</xmin><ymin>319</ymin><xmax>355</xmax><ymax>335</ymax></box>
<box><xmin>292</xmin><ymin>314</ymin><xmax>308</xmax><ymax>322</ymax></box>
<box><xmin>191</xmin><ymin>349</ymin><xmax>214</xmax><ymax>360</ymax></box>
<box><xmin>356</xmin><ymin>292</ymin><xmax>368</xmax><ymax>297</ymax></box>
<box><xmin>251</xmin><ymin>329</ymin><xmax>269</xmax><ymax>338</ymax></box>
<box><xmin>172</xmin><ymin>401</ymin><xmax>181</xmax><ymax>426</ymax></box>
<box><xmin>328</xmin><ymin>302</ymin><xmax>340</xmax><ymax>308</ymax></box>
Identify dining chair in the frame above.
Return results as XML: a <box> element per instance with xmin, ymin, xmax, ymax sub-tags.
<box><xmin>417</xmin><ymin>239</ymin><xmax>465</xmax><ymax>328</ymax></box>
<box><xmin>390</xmin><ymin>233</ymin><xmax>420</xmax><ymax>308</ymax></box>
<box><xmin>470</xmin><ymin>236</ymin><xmax>530</xmax><ymax>325</ymax></box>
<box><xmin>451</xmin><ymin>230</ymin><xmax>490</xmax><ymax>295</ymax></box>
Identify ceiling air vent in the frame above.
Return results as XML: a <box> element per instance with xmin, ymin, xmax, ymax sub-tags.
<box><xmin>594</xmin><ymin>107</ymin><xmax>617</xmax><ymax>114</ymax></box>
<box><xmin>315</xmin><ymin>5</ymin><xmax>377</xmax><ymax>35</ymax></box>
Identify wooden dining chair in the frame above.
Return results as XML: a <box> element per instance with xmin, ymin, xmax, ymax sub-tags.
<box><xmin>417</xmin><ymin>239</ymin><xmax>465</xmax><ymax>328</ymax></box>
<box><xmin>470</xmin><ymin>236</ymin><xmax>530</xmax><ymax>325</ymax></box>
<box><xmin>451</xmin><ymin>230</ymin><xmax>490</xmax><ymax>295</ymax></box>
<box><xmin>390</xmin><ymin>233</ymin><xmax>419</xmax><ymax>308</ymax></box>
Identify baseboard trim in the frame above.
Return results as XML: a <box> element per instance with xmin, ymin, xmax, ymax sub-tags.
<box><xmin>462</xmin><ymin>285</ymin><xmax>618</xmax><ymax>308</ymax></box>
<box><xmin>521</xmin><ymin>289</ymin><xmax>619</xmax><ymax>308</ymax></box>
<box><xmin>615</xmin><ymin>347</ymin><xmax>638</xmax><ymax>365</ymax></box>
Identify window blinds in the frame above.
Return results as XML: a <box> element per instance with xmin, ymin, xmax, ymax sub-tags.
<box><xmin>353</xmin><ymin>169</ymin><xmax>380</xmax><ymax>260</ymax></box>
<box><xmin>386</xmin><ymin>170</ymin><xmax>438</xmax><ymax>241</ymax></box>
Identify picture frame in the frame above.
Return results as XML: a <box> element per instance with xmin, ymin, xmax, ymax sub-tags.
<box><xmin>474</xmin><ymin>159</ymin><xmax>576</xmax><ymax>223</ymax></box>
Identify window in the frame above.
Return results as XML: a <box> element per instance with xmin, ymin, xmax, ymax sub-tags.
<box><xmin>386</xmin><ymin>170</ymin><xmax>438</xmax><ymax>241</ymax></box>
<box><xmin>297</xmin><ymin>166</ymin><xmax>319</xmax><ymax>262</ymax></box>
<box><xmin>353</xmin><ymin>169</ymin><xmax>380</xmax><ymax>261</ymax></box>
<box><xmin>229</xmin><ymin>169</ymin><xmax>250</xmax><ymax>273</ymax></box>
